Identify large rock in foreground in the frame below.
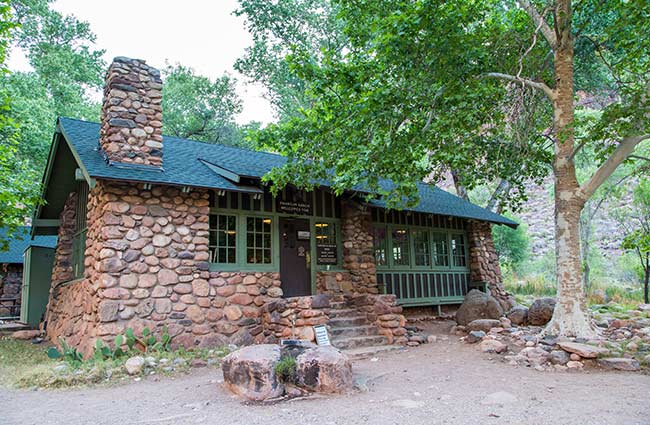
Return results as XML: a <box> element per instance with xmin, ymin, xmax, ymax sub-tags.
<box><xmin>455</xmin><ymin>289</ymin><xmax>504</xmax><ymax>325</ymax></box>
<box><xmin>222</xmin><ymin>344</ymin><xmax>284</xmax><ymax>401</ymax></box>
<box><xmin>295</xmin><ymin>346</ymin><xmax>352</xmax><ymax>394</ymax></box>
<box><xmin>527</xmin><ymin>298</ymin><xmax>556</xmax><ymax>326</ymax></box>
<box><xmin>222</xmin><ymin>344</ymin><xmax>353</xmax><ymax>400</ymax></box>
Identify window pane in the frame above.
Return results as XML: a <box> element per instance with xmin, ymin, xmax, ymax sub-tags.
<box><xmin>316</xmin><ymin>222</ymin><xmax>336</xmax><ymax>246</ymax></box>
<box><xmin>413</xmin><ymin>230</ymin><xmax>430</xmax><ymax>266</ymax></box>
<box><xmin>246</xmin><ymin>217</ymin><xmax>272</xmax><ymax>264</ymax></box>
<box><xmin>451</xmin><ymin>234</ymin><xmax>467</xmax><ymax>267</ymax></box>
<box><xmin>432</xmin><ymin>232</ymin><xmax>449</xmax><ymax>266</ymax></box>
<box><xmin>373</xmin><ymin>226</ymin><xmax>387</xmax><ymax>266</ymax></box>
<box><xmin>209</xmin><ymin>214</ymin><xmax>237</xmax><ymax>264</ymax></box>
<box><xmin>391</xmin><ymin>228</ymin><xmax>410</xmax><ymax>266</ymax></box>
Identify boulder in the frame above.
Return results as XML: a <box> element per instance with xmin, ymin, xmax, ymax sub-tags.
<box><xmin>467</xmin><ymin>319</ymin><xmax>502</xmax><ymax>333</ymax></box>
<box><xmin>11</xmin><ymin>330</ymin><xmax>41</xmax><ymax>340</ymax></box>
<box><xmin>557</xmin><ymin>341</ymin><xmax>610</xmax><ymax>359</ymax></box>
<box><xmin>506</xmin><ymin>305</ymin><xmax>529</xmax><ymax>326</ymax></box>
<box><xmin>518</xmin><ymin>346</ymin><xmax>551</xmax><ymax>366</ymax></box>
<box><xmin>480</xmin><ymin>339</ymin><xmax>508</xmax><ymax>354</ymax></box>
<box><xmin>455</xmin><ymin>290</ymin><xmax>504</xmax><ymax>326</ymax></box>
<box><xmin>295</xmin><ymin>346</ymin><xmax>352</xmax><ymax>394</ymax></box>
<box><xmin>597</xmin><ymin>358</ymin><xmax>640</xmax><ymax>371</ymax></box>
<box><xmin>124</xmin><ymin>356</ymin><xmax>145</xmax><ymax>375</ymax></box>
<box><xmin>466</xmin><ymin>330</ymin><xmax>486</xmax><ymax>343</ymax></box>
<box><xmin>549</xmin><ymin>350</ymin><xmax>570</xmax><ymax>365</ymax></box>
<box><xmin>222</xmin><ymin>344</ymin><xmax>284</xmax><ymax>401</ymax></box>
<box><xmin>527</xmin><ymin>298</ymin><xmax>556</xmax><ymax>326</ymax></box>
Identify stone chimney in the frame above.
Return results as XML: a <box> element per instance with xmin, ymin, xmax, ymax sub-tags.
<box><xmin>99</xmin><ymin>57</ymin><xmax>163</xmax><ymax>167</ymax></box>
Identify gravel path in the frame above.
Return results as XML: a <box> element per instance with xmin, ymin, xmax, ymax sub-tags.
<box><xmin>3</xmin><ymin>327</ymin><xmax>649</xmax><ymax>425</ymax></box>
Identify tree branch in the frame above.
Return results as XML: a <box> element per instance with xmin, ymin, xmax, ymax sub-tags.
<box><xmin>580</xmin><ymin>134</ymin><xmax>650</xmax><ymax>199</ymax></box>
<box><xmin>484</xmin><ymin>72</ymin><xmax>556</xmax><ymax>100</ymax></box>
<box><xmin>486</xmin><ymin>179</ymin><xmax>511</xmax><ymax>213</ymax></box>
<box><xmin>517</xmin><ymin>0</ymin><xmax>557</xmax><ymax>49</ymax></box>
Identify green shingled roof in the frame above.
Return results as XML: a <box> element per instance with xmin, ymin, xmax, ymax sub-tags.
<box><xmin>57</xmin><ymin>117</ymin><xmax>517</xmax><ymax>228</ymax></box>
<box><xmin>0</xmin><ymin>227</ymin><xmax>57</xmax><ymax>264</ymax></box>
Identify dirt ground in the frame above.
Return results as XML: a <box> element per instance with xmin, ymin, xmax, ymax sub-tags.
<box><xmin>3</xmin><ymin>322</ymin><xmax>649</xmax><ymax>425</ymax></box>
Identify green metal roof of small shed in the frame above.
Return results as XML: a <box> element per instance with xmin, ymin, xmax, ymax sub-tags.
<box><xmin>57</xmin><ymin>117</ymin><xmax>518</xmax><ymax>228</ymax></box>
<box><xmin>0</xmin><ymin>227</ymin><xmax>57</xmax><ymax>264</ymax></box>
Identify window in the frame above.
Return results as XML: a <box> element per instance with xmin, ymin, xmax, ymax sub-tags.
<box><xmin>451</xmin><ymin>233</ymin><xmax>467</xmax><ymax>267</ymax></box>
<box><xmin>247</xmin><ymin>217</ymin><xmax>272</xmax><ymax>264</ymax></box>
<box><xmin>71</xmin><ymin>182</ymin><xmax>89</xmax><ymax>280</ymax></box>
<box><xmin>391</xmin><ymin>228</ymin><xmax>410</xmax><ymax>266</ymax></box>
<box><xmin>373</xmin><ymin>226</ymin><xmax>388</xmax><ymax>266</ymax></box>
<box><xmin>315</xmin><ymin>222</ymin><xmax>336</xmax><ymax>245</ymax></box>
<box><xmin>432</xmin><ymin>232</ymin><xmax>449</xmax><ymax>266</ymax></box>
<box><xmin>209</xmin><ymin>215</ymin><xmax>237</xmax><ymax>264</ymax></box>
<box><xmin>412</xmin><ymin>230</ymin><xmax>430</xmax><ymax>266</ymax></box>
<box><xmin>316</xmin><ymin>222</ymin><xmax>338</xmax><ymax>266</ymax></box>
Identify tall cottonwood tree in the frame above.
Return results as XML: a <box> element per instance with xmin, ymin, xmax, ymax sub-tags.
<box><xmin>256</xmin><ymin>0</ymin><xmax>649</xmax><ymax>338</ymax></box>
<box><xmin>488</xmin><ymin>0</ymin><xmax>649</xmax><ymax>337</ymax></box>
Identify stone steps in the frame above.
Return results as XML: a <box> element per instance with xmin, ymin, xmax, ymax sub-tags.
<box><xmin>330</xmin><ymin>325</ymin><xmax>379</xmax><ymax>338</ymax></box>
<box><xmin>328</xmin><ymin>316</ymin><xmax>369</xmax><ymax>327</ymax></box>
<box><xmin>331</xmin><ymin>335</ymin><xmax>388</xmax><ymax>350</ymax></box>
<box><xmin>327</xmin><ymin>308</ymin><xmax>361</xmax><ymax>318</ymax></box>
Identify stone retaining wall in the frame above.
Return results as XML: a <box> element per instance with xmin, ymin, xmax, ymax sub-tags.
<box><xmin>261</xmin><ymin>295</ymin><xmax>330</xmax><ymax>343</ymax></box>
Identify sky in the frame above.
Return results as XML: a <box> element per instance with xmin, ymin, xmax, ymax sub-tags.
<box><xmin>8</xmin><ymin>0</ymin><xmax>275</xmax><ymax>125</ymax></box>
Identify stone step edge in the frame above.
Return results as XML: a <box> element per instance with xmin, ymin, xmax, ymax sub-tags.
<box><xmin>331</xmin><ymin>334</ymin><xmax>388</xmax><ymax>343</ymax></box>
<box><xmin>341</xmin><ymin>345</ymin><xmax>404</xmax><ymax>359</ymax></box>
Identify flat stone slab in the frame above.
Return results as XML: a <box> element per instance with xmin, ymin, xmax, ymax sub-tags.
<box><xmin>557</xmin><ymin>342</ymin><xmax>609</xmax><ymax>358</ymax></box>
<box><xmin>598</xmin><ymin>358</ymin><xmax>640</xmax><ymax>371</ymax></box>
<box><xmin>467</xmin><ymin>319</ymin><xmax>501</xmax><ymax>333</ymax></box>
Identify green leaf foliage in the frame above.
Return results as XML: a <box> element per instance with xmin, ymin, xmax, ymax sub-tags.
<box><xmin>162</xmin><ymin>64</ymin><xmax>251</xmax><ymax>147</ymax></box>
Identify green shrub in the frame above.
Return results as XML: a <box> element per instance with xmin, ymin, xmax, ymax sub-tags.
<box><xmin>274</xmin><ymin>356</ymin><xmax>297</xmax><ymax>384</ymax></box>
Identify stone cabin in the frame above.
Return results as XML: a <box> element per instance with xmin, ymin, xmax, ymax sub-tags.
<box><xmin>29</xmin><ymin>57</ymin><xmax>517</xmax><ymax>355</ymax></box>
<box><xmin>0</xmin><ymin>227</ymin><xmax>56</xmax><ymax>323</ymax></box>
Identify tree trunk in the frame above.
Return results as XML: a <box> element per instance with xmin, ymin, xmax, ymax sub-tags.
<box><xmin>643</xmin><ymin>254</ymin><xmax>650</xmax><ymax>304</ymax></box>
<box><xmin>579</xmin><ymin>211</ymin><xmax>592</xmax><ymax>290</ymax></box>
<box><xmin>543</xmin><ymin>0</ymin><xmax>597</xmax><ymax>338</ymax></box>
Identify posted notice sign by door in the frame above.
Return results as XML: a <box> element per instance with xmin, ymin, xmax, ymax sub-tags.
<box><xmin>316</xmin><ymin>244</ymin><xmax>338</xmax><ymax>265</ymax></box>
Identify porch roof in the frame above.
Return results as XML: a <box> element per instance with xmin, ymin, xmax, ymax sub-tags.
<box><xmin>56</xmin><ymin>117</ymin><xmax>518</xmax><ymax>228</ymax></box>
<box><xmin>0</xmin><ymin>227</ymin><xmax>57</xmax><ymax>264</ymax></box>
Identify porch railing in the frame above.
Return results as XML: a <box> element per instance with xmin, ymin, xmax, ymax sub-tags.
<box><xmin>377</xmin><ymin>270</ymin><xmax>473</xmax><ymax>307</ymax></box>
<box><xmin>0</xmin><ymin>297</ymin><xmax>21</xmax><ymax>320</ymax></box>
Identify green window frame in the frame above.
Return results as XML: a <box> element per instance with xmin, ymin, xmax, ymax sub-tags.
<box><xmin>431</xmin><ymin>232</ymin><xmax>449</xmax><ymax>267</ymax></box>
<box><xmin>209</xmin><ymin>214</ymin><xmax>237</xmax><ymax>264</ymax></box>
<box><xmin>373</xmin><ymin>223</ymin><xmax>467</xmax><ymax>271</ymax></box>
<box><xmin>315</xmin><ymin>222</ymin><xmax>336</xmax><ymax>245</ymax></box>
<box><xmin>246</xmin><ymin>216</ymin><xmax>273</xmax><ymax>265</ymax></box>
<box><xmin>412</xmin><ymin>229</ymin><xmax>430</xmax><ymax>267</ymax></box>
<box><xmin>450</xmin><ymin>233</ymin><xmax>468</xmax><ymax>267</ymax></box>
<box><xmin>71</xmin><ymin>182</ymin><xmax>89</xmax><ymax>280</ymax></box>
<box><xmin>373</xmin><ymin>226</ymin><xmax>388</xmax><ymax>266</ymax></box>
<box><xmin>391</xmin><ymin>228</ymin><xmax>410</xmax><ymax>266</ymax></box>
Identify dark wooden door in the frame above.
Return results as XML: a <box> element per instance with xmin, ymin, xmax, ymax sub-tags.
<box><xmin>279</xmin><ymin>217</ymin><xmax>311</xmax><ymax>297</ymax></box>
